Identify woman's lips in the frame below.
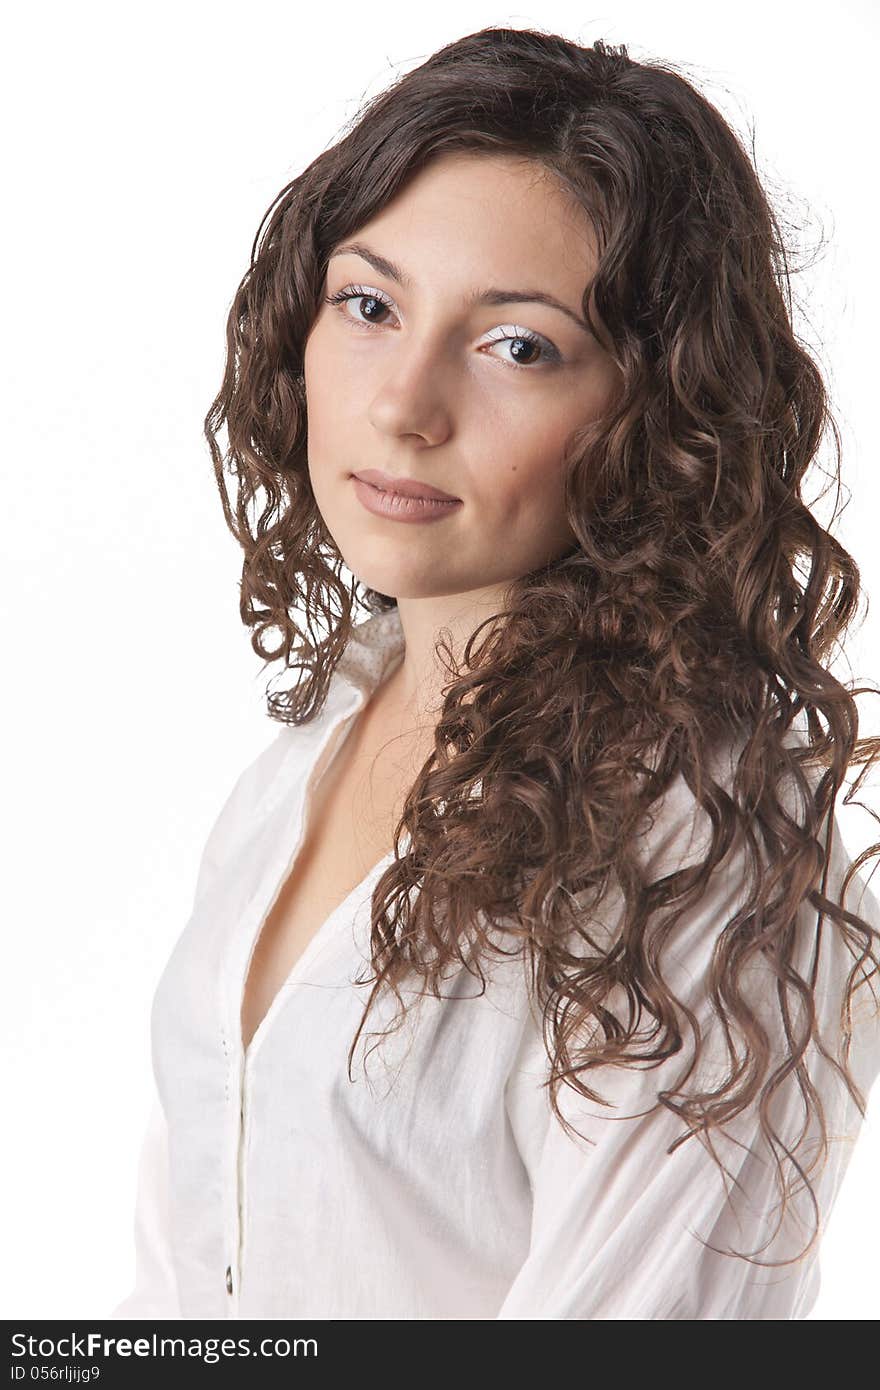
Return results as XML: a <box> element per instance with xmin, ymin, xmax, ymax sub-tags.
<box><xmin>351</xmin><ymin>475</ymin><xmax>463</xmax><ymax>524</ymax></box>
<box><xmin>352</xmin><ymin>468</ymin><xmax>460</xmax><ymax>501</ymax></box>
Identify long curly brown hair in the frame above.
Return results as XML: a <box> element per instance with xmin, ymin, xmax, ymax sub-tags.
<box><xmin>203</xmin><ymin>27</ymin><xmax>880</xmax><ymax>1270</ymax></box>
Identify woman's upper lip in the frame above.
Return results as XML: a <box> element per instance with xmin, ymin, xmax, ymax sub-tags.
<box><xmin>352</xmin><ymin>468</ymin><xmax>461</xmax><ymax>502</ymax></box>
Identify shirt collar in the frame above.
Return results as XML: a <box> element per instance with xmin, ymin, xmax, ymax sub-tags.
<box><xmin>334</xmin><ymin>604</ymin><xmax>405</xmax><ymax>698</ymax></box>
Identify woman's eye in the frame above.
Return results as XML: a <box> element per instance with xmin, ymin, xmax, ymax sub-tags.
<box><xmin>481</xmin><ymin>328</ymin><xmax>561</xmax><ymax>369</ymax></box>
<box><xmin>324</xmin><ymin>285</ymin><xmax>396</xmax><ymax>326</ymax></box>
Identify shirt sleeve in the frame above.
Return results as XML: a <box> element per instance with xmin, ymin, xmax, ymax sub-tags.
<box><xmin>107</xmin><ymin>726</ymin><xmax>292</xmax><ymax>1320</ymax></box>
<box><xmin>499</xmin><ymin>793</ymin><xmax>880</xmax><ymax>1320</ymax></box>
<box><xmin>107</xmin><ymin>1085</ymin><xmax>181</xmax><ymax>1320</ymax></box>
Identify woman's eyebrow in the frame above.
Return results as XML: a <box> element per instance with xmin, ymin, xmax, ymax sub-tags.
<box><xmin>329</xmin><ymin>240</ymin><xmax>593</xmax><ymax>336</ymax></box>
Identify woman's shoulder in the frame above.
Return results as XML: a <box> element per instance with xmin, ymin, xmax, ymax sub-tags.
<box><xmin>189</xmin><ymin>720</ymin><xmax>301</xmax><ymax>905</ymax></box>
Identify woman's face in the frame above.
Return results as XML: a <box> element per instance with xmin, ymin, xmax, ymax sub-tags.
<box><xmin>303</xmin><ymin>151</ymin><xmax>620</xmax><ymax>603</ymax></box>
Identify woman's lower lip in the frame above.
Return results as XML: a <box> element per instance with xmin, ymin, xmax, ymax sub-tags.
<box><xmin>352</xmin><ymin>475</ymin><xmax>463</xmax><ymax>523</ymax></box>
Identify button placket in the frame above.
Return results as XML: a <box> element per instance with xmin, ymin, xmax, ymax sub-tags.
<box><xmin>221</xmin><ymin>664</ymin><xmax>379</xmax><ymax>1320</ymax></box>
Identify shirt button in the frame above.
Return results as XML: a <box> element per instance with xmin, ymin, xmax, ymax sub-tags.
<box><xmin>225</xmin><ymin>1265</ymin><xmax>233</xmax><ymax>1295</ymax></box>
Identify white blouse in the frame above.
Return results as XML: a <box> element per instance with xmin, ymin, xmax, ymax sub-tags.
<box><xmin>109</xmin><ymin>606</ymin><xmax>880</xmax><ymax>1320</ymax></box>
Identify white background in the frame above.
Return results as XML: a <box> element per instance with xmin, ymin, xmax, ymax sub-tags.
<box><xmin>3</xmin><ymin>0</ymin><xmax>878</xmax><ymax>1319</ymax></box>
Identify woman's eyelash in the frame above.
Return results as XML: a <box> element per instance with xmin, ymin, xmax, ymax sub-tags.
<box><xmin>322</xmin><ymin>285</ymin><xmax>561</xmax><ymax>368</ymax></box>
<box><xmin>324</xmin><ymin>284</ymin><xmax>394</xmax><ymax>316</ymax></box>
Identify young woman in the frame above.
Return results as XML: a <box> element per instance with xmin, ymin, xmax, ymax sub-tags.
<box><xmin>111</xmin><ymin>27</ymin><xmax>880</xmax><ymax>1320</ymax></box>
